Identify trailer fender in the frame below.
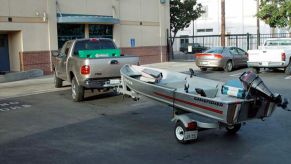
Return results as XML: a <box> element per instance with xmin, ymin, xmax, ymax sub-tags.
<box><xmin>172</xmin><ymin>114</ymin><xmax>193</xmax><ymax>128</ymax></box>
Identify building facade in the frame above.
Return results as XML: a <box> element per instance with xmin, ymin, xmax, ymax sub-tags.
<box><xmin>0</xmin><ymin>0</ymin><xmax>170</xmax><ymax>74</ymax></box>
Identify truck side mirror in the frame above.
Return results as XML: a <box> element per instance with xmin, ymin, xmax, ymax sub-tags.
<box><xmin>52</xmin><ymin>50</ymin><xmax>60</xmax><ymax>57</ymax></box>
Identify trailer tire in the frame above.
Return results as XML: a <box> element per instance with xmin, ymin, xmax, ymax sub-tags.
<box><xmin>225</xmin><ymin>123</ymin><xmax>241</xmax><ymax>134</ymax></box>
<box><xmin>285</xmin><ymin>62</ymin><xmax>291</xmax><ymax>75</ymax></box>
<box><xmin>54</xmin><ymin>71</ymin><xmax>63</xmax><ymax>88</ymax></box>
<box><xmin>71</xmin><ymin>77</ymin><xmax>84</xmax><ymax>102</ymax></box>
<box><xmin>174</xmin><ymin>121</ymin><xmax>196</xmax><ymax>144</ymax></box>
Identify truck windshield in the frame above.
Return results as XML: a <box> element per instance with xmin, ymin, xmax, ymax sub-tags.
<box><xmin>73</xmin><ymin>39</ymin><xmax>116</xmax><ymax>55</ymax></box>
<box><xmin>264</xmin><ymin>40</ymin><xmax>291</xmax><ymax>46</ymax></box>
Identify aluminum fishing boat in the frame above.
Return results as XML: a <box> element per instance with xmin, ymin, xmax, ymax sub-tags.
<box><xmin>119</xmin><ymin>64</ymin><xmax>289</xmax><ymax>143</ymax></box>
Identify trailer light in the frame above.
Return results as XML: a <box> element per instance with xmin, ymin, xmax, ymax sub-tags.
<box><xmin>81</xmin><ymin>65</ymin><xmax>90</xmax><ymax>75</ymax></box>
<box><xmin>187</xmin><ymin>122</ymin><xmax>197</xmax><ymax>130</ymax></box>
<box><xmin>282</xmin><ymin>53</ymin><xmax>286</xmax><ymax>61</ymax></box>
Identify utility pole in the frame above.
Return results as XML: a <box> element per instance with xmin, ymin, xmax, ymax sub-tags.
<box><xmin>256</xmin><ymin>0</ymin><xmax>260</xmax><ymax>48</ymax></box>
<box><xmin>221</xmin><ymin>0</ymin><xmax>225</xmax><ymax>47</ymax></box>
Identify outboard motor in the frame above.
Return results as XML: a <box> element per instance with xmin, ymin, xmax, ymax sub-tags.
<box><xmin>239</xmin><ymin>71</ymin><xmax>289</xmax><ymax>110</ymax></box>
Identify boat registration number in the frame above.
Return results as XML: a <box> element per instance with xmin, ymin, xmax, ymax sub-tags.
<box><xmin>184</xmin><ymin>130</ymin><xmax>198</xmax><ymax>140</ymax></box>
<box><xmin>200</xmin><ymin>61</ymin><xmax>209</xmax><ymax>65</ymax></box>
<box><xmin>109</xmin><ymin>79</ymin><xmax>121</xmax><ymax>84</ymax></box>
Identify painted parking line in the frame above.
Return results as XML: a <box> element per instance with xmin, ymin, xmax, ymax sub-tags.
<box><xmin>0</xmin><ymin>88</ymin><xmax>69</xmax><ymax>101</ymax></box>
<box><xmin>0</xmin><ymin>100</ymin><xmax>32</xmax><ymax>112</ymax></box>
<box><xmin>285</xmin><ymin>76</ymin><xmax>291</xmax><ymax>80</ymax></box>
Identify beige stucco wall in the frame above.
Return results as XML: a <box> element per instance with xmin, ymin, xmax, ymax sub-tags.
<box><xmin>0</xmin><ymin>0</ymin><xmax>170</xmax><ymax>71</ymax></box>
<box><xmin>8</xmin><ymin>31</ymin><xmax>22</xmax><ymax>71</ymax></box>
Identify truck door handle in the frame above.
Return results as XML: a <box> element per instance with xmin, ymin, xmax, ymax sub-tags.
<box><xmin>109</xmin><ymin>60</ymin><xmax>119</xmax><ymax>65</ymax></box>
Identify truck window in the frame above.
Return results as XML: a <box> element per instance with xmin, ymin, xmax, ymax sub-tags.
<box><xmin>264</xmin><ymin>40</ymin><xmax>291</xmax><ymax>46</ymax></box>
<box><xmin>73</xmin><ymin>39</ymin><xmax>116</xmax><ymax>55</ymax></box>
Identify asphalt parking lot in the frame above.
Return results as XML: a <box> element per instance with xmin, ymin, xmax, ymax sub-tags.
<box><xmin>0</xmin><ymin>64</ymin><xmax>291</xmax><ymax>164</ymax></box>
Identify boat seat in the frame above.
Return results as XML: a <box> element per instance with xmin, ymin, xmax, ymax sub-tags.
<box><xmin>139</xmin><ymin>69</ymin><xmax>163</xmax><ymax>83</ymax></box>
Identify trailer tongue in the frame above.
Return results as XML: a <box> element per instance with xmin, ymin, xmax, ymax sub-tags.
<box><xmin>118</xmin><ymin>65</ymin><xmax>289</xmax><ymax>144</ymax></box>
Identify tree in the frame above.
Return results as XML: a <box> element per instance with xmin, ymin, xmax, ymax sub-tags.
<box><xmin>257</xmin><ymin>0</ymin><xmax>291</xmax><ymax>30</ymax></box>
<box><xmin>170</xmin><ymin>0</ymin><xmax>205</xmax><ymax>45</ymax></box>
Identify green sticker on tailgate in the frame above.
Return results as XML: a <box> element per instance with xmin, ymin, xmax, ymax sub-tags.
<box><xmin>78</xmin><ymin>49</ymin><xmax>121</xmax><ymax>58</ymax></box>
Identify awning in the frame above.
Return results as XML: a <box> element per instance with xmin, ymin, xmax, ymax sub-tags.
<box><xmin>57</xmin><ymin>14</ymin><xmax>120</xmax><ymax>24</ymax></box>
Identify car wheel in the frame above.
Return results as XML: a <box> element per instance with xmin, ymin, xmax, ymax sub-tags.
<box><xmin>252</xmin><ymin>67</ymin><xmax>260</xmax><ymax>74</ymax></box>
<box><xmin>71</xmin><ymin>77</ymin><xmax>84</xmax><ymax>102</ymax></box>
<box><xmin>200</xmin><ymin>67</ymin><xmax>207</xmax><ymax>72</ymax></box>
<box><xmin>54</xmin><ymin>71</ymin><xmax>63</xmax><ymax>88</ymax></box>
<box><xmin>225</xmin><ymin>123</ymin><xmax>241</xmax><ymax>134</ymax></box>
<box><xmin>285</xmin><ymin>62</ymin><xmax>291</xmax><ymax>75</ymax></box>
<box><xmin>224</xmin><ymin>61</ymin><xmax>233</xmax><ymax>72</ymax></box>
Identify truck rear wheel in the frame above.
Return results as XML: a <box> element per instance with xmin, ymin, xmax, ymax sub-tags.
<box><xmin>54</xmin><ymin>71</ymin><xmax>63</xmax><ymax>88</ymax></box>
<box><xmin>285</xmin><ymin>62</ymin><xmax>291</xmax><ymax>75</ymax></box>
<box><xmin>252</xmin><ymin>67</ymin><xmax>260</xmax><ymax>74</ymax></box>
<box><xmin>71</xmin><ymin>77</ymin><xmax>84</xmax><ymax>102</ymax></box>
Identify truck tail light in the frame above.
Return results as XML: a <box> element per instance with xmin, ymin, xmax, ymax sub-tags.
<box><xmin>282</xmin><ymin>53</ymin><xmax>286</xmax><ymax>61</ymax></box>
<box><xmin>81</xmin><ymin>65</ymin><xmax>90</xmax><ymax>75</ymax></box>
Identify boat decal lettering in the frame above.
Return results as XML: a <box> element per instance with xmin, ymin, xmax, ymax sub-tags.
<box><xmin>154</xmin><ymin>92</ymin><xmax>223</xmax><ymax>115</ymax></box>
<box><xmin>193</xmin><ymin>97</ymin><xmax>224</xmax><ymax>107</ymax></box>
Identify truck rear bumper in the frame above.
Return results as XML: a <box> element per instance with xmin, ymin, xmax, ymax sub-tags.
<box><xmin>83</xmin><ymin>78</ymin><xmax>121</xmax><ymax>89</ymax></box>
<box><xmin>247</xmin><ymin>61</ymin><xmax>286</xmax><ymax>68</ymax></box>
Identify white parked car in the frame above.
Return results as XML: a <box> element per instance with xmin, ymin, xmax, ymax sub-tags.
<box><xmin>247</xmin><ymin>38</ymin><xmax>291</xmax><ymax>74</ymax></box>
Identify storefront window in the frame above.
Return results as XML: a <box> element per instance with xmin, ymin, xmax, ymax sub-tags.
<box><xmin>89</xmin><ymin>24</ymin><xmax>113</xmax><ymax>39</ymax></box>
<box><xmin>57</xmin><ymin>24</ymin><xmax>85</xmax><ymax>49</ymax></box>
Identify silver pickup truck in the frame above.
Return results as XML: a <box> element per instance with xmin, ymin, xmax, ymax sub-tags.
<box><xmin>52</xmin><ymin>38</ymin><xmax>139</xmax><ymax>102</ymax></box>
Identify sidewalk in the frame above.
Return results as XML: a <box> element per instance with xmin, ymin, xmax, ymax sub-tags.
<box><xmin>0</xmin><ymin>62</ymin><xmax>199</xmax><ymax>99</ymax></box>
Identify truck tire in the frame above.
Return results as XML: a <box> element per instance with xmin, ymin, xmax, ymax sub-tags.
<box><xmin>252</xmin><ymin>67</ymin><xmax>260</xmax><ymax>74</ymax></box>
<box><xmin>200</xmin><ymin>67</ymin><xmax>207</xmax><ymax>72</ymax></box>
<box><xmin>285</xmin><ymin>62</ymin><xmax>291</xmax><ymax>75</ymax></box>
<box><xmin>54</xmin><ymin>71</ymin><xmax>63</xmax><ymax>88</ymax></box>
<box><xmin>225</xmin><ymin>123</ymin><xmax>241</xmax><ymax>134</ymax></box>
<box><xmin>71</xmin><ymin>77</ymin><xmax>84</xmax><ymax>102</ymax></box>
<box><xmin>224</xmin><ymin>61</ymin><xmax>233</xmax><ymax>72</ymax></box>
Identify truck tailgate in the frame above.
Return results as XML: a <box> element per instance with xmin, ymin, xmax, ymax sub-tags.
<box><xmin>88</xmin><ymin>56</ymin><xmax>139</xmax><ymax>78</ymax></box>
<box><xmin>248</xmin><ymin>49</ymin><xmax>284</xmax><ymax>62</ymax></box>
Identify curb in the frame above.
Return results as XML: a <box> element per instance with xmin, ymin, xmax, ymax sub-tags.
<box><xmin>0</xmin><ymin>69</ymin><xmax>44</xmax><ymax>83</ymax></box>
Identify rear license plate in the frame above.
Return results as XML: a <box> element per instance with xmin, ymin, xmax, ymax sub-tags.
<box><xmin>109</xmin><ymin>79</ymin><xmax>121</xmax><ymax>84</ymax></box>
<box><xmin>184</xmin><ymin>131</ymin><xmax>198</xmax><ymax>140</ymax></box>
<box><xmin>200</xmin><ymin>61</ymin><xmax>209</xmax><ymax>65</ymax></box>
<box><xmin>262</xmin><ymin>62</ymin><xmax>269</xmax><ymax>66</ymax></box>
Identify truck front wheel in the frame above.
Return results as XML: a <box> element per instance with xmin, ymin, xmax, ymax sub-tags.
<box><xmin>54</xmin><ymin>71</ymin><xmax>63</xmax><ymax>88</ymax></box>
<box><xmin>285</xmin><ymin>62</ymin><xmax>291</xmax><ymax>75</ymax></box>
<box><xmin>71</xmin><ymin>77</ymin><xmax>84</xmax><ymax>102</ymax></box>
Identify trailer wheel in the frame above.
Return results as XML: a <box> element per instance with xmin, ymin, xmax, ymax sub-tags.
<box><xmin>174</xmin><ymin>121</ymin><xmax>196</xmax><ymax>144</ymax></box>
<box><xmin>71</xmin><ymin>77</ymin><xmax>84</xmax><ymax>102</ymax></box>
<box><xmin>225</xmin><ymin>123</ymin><xmax>241</xmax><ymax>134</ymax></box>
